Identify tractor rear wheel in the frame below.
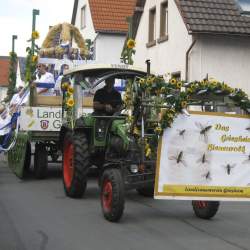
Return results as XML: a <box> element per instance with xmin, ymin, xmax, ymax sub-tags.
<box><xmin>34</xmin><ymin>143</ymin><xmax>48</xmax><ymax>179</ymax></box>
<box><xmin>192</xmin><ymin>200</ymin><xmax>220</xmax><ymax>219</ymax></box>
<box><xmin>63</xmin><ymin>131</ymin><xmax>90</xmax><ymax>198</ymax></box>
<box><xmin>101</xmin><ymin>168</ymin><xmax>124</xmax><ymax>222</ymax></box>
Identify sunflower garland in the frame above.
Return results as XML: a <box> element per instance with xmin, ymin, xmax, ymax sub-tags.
<box><xmin>124</xmin><ymin>76</ymin><xmax>250</xmax><ymax>137</ymax></box>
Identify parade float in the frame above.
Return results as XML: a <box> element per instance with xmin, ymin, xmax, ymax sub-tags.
<box><xmin>58</xmin><ymin>58</ymin><xmax>250</xmax><ymax>222</ymax></box>
<box><xmin>6</xmin><ymin>23</ymin><xmax>89</xmax><ymax>179</ymax></box>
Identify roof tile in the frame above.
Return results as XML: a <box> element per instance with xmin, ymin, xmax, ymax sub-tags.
<box><xmin>177</xmin><ymin>0</ymin><xmax>250</xmax><ymax>35</ymax></box>
<box><xmin>89</xmin><ymin>0</ymin><xmax>136</xmax><ymax>33</ymax></box>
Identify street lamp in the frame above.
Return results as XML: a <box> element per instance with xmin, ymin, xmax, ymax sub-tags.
<box><xmin>12</xmin><ymin>35</ymin><xmax>18</xmax><ymax>53</ymax></box>
<box><xmin>31</xmin><ymin>9</ymin><xmax>40</xmax><ymax>55</ymax></box>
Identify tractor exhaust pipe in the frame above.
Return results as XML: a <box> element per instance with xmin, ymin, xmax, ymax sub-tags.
<box><xmin>146</xmin><ymin>59</ymin><xmax>151</xmax><ymax>76</ymax></box>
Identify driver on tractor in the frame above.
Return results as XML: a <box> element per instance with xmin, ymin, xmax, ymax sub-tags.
<box><xmin>93</xmin><ymin>77</ymin><xmax>122</xmax><ymax>115</ymax></box>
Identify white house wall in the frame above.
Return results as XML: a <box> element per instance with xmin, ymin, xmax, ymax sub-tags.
<box><xmin>0</xmin><ymin>87</ymin><xmax>7</xmax><ymax>101</ymax></box>
<box><xmin>190</xmin><ymin>34</ymin><xmax>250</xmax><ymax>94</ymax></box>
<box><xmin>74</xmin><ymin>0</ymin><xmax>97</xmax><ymax>41</ymax></box>
<box><xmin>134</xmin><ymin>0</ymin><xmax>192</xmax><ymax>78</ymax></box>
<box><xmin>95</xmin><ymin>33</ymin><xmax>125</xmax><ymax>63</ymax></box>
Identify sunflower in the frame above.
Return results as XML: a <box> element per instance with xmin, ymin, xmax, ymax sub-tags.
<box><xmin>176</xmin><ymin>81</ymin><xmax>182</xmax><ymax>89</ymax></box>
<box><xmin>170</xmin><ymin>78</ymin><xmax>177</xmax><ymax>85</ymax></box>
<box><xmin>139</xmin><ymin>78</ymin><xmax>145</xmax><ymax>85</ymax></box>
<box><xmin>127</xmin><ymin>39</ymin><xmax>136</xmax><ymax>49</ymax></box>
<box><xmin>66</xmin><ymin>98</ymin><xmax>74</xmax><ymax>108</ymax></box>
<box><xmin>160</xmin><ymin>87</ymin><xmax>165</xmax><ymax>93</ymax></box>
<box><xmin>181</xmin><ymin>101</ymin><xmax>187</xmax><ymax>108</ymax></box>
<box><xmin>154</xmin><ymin>126</ymin><xmax>162</xmax><ymax>134</ymax></box>
<box><xmin>190</xmin><ymin>83</ymin><xmax>196</xmax><ymax>90</ymax></box>
<box><xmin>61</xmin><ymin>82</ymin><xmax>69</xmax><ymax>91</ymax></box>
<box><xmin>146</xmin><ymin>77</ymin><xmax>153</xmax><ymax>84</ymax></box>
<box><xmin>32</xmin><ymin>55</ymin><xmax>38</xmax><ymax>62</ymax></box>
<box><xmin>32</xmin><ymin>30</ymin><xmax>40</xmax><ymax>40</ymax></box>
<box><xmin>145</xmin><ymin>143</ymin><xmax>152</xmax><ymax>158</ymax></box>
<box><xmin>67</xmin><ymin>86</ymin><xmax>74</xmax><ymax>95</ymax></box>
<box><xmin>133</xmin><ymin>126</ymin><xmax>140</xmax><ymax>135</ymax></box>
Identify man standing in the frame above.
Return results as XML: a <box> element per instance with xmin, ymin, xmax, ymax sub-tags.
<box><xmin>35</xmin><ymin>63</ymin><xmax>55</xmax><ymax>96</ymax></box>
<box><xmin>93</xmin><ymin>77</ymin><xmax>122</xmax><ymax>115</ymax></box>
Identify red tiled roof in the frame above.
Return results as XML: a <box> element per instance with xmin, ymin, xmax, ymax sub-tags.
<box><xmin>89</xmin><ymin>0</ymin><xmax>136</xmax><ymax>33</ymax></box>
<box><xmin>0</xmin><ymin>57</ymin><xmax>10</xmax><ymax>87</ymax></box>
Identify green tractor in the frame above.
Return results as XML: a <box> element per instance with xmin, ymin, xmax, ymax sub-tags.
<box><xmin>59</xmin><ymin>63</ymin><xmax>220</xmax><ymax>222</ymax></box>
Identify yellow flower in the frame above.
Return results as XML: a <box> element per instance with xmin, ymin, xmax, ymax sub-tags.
<box><xmin>67</xmin><ymin>86</ymin><xmax>74</xmax><ymax>95</ymax></box>
<box><xmin>176</xmin><ymin>81</ymin><xmax>182</xmax><ymax>89</ymax></box>
<box><xmin>145</xmin><ymin>143</ymin><xmax>152</xmax><ymax>158</ymax></box>
<box><xmin>190</xmin><ymin>83</ymin><xmax>196</xmax><ymax>90</ymax></box>
<box><xmin>181</xmin><ymin>101</ymin><xmax>187</xmax><ymax>108</ymax></box>
<box><xmin>170</xmin><ymin>78</ymin><xmax>177</xmax><ymax>85</ymax></box>
<box><xmin>32</xmin><ymin>30</ymin><xmax>40</xmax><ymax>40</ymax></box>
<box><xmin>139</xmin><ymin>78</ymin><xmax>145</xmax><ymax>85</ymax></box>
<box><xmin>32</xmin><ymin>55</ymin><xmax>38</xmax><ymax>62</ymax></box>
<box><xmin>66</xmin><ymin>98</ymin><xmax>74</xmax><ymax>108</ymax></box>
<box><xmin>154</xmin><ymin>126</ymin><xmax>162</xmax><ymax>134</ymax></box>
<box><xmin>127</xmin><ymin>39</ymin><xmax>136</xmax><ymax>49</ymax></box>
<box><xmin>61</xmin><ymin>82</ymin><xmax>69</xmax><ymax>91</ymax></box>
<box><xmin>133</xmin><ymin>126</ymin><xmax>140</xmax><ymax>135</ymax></box>
<box><xmin>160</xmin><ymin>87</ymin><xmax>165</xmax><ymax>93</ymax></box>
<box><xmin>146</xmin><ymin>77</ymin><xmax>153</xmax><ymax>84</ymax></box>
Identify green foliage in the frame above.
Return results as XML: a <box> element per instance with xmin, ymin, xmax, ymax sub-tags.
<box><xmin>5</xmin><ymin>52</ymin><xmax>17</xmax><ymax>102</ymax></box>
<box><xmin>25</xmin><ymin>47</ymin><xmax>38</xmax><ymax>83</ymax></box>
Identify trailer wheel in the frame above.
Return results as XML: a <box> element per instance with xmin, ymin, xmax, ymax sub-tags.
<box><xmin>101</xmin><ymin>168</ymin><xmax>124</xmax><ymax>222</ymax></box>
<box><xmin>136</xmin><ymin>186</ymin><xmax>154</xmax><ymax>197</ymax></box>
<box><xmin>34</xmin><ymin>143</ymin><xmax>48</xmax><ymax>179</ymax></box>
<box><xmin>192</xmin><ymin>201</ymin><xmax>220</xmax><ymax>219</ymax></box>
<box><xmin>24</xmin><ymin>141</ymin><xmax>31</xmax><ymax>173</ymax></box>
<box><xmin>63</xmin><ymin>131</ymin><xmax>89</xmax><ymax>198</ymax></box>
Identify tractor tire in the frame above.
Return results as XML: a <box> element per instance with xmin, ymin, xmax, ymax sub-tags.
<box><xmin>24</xmin><ymin>141</ymin><xmax>31</xmax><ymax>173</ymax></box>
<box><xmin>63</xmin><ymin>131</ymin><xmax>90</xmax><ymax>198</ymax></box>
<box><xmin>101</xmin><ymin>168</ymin><xmax>125</xmax><ymax>222</ymax></box>
<box><xmin>136</xmin><ymin>186</ymin><xmax>154</xmax><ymax>197</ymax></box>
<box><xmin>34</xmin><ymin>143</ymin><xmax>48</xmax><ymax>179</ymax></box>
<box><xmin>192</xmin><ymin>200</ymin><xmax>220</xmax><ymax>219</ymax></box>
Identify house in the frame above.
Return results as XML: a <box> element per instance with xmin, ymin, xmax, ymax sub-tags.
<box><xmin>0</xmin><ymin>56</ymin><xmax>26</xmax><ymax>102</ymax></box>
<box><xmin>133</xmin><ymin>0</ymin><xmax>250</xmax><ymax>94</ymax></box>
<box><xmin>71</xmin><ymin>0</ymin><xmax>136</xmax><ymax>63</ymax></box>
<box><xmin>0</xmin><ymin>56</ymin><xmax>10</xmax><ymax>101</ymax></box>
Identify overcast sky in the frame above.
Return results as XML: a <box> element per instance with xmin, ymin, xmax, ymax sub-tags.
<box><xmin>0</xmin><ymin>0</ymin><xmax>74</xmax><ymax>56</ymax></box>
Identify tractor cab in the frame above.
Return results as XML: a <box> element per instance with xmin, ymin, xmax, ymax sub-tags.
<box><xmin>60</xmin><ymin>64</ymin><xmax>147</xmax><ymax>148</ymax></box>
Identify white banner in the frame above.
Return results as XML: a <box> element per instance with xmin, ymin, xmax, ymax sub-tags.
<box><xmin>155</xmin><ymin>111</ymin><xmax>250</xmax><ymax>201</ymax></box>
<box><xmin>20</xmin><ymin>107</ymin><xmax>62</xmax><ymax>131</ymax></box>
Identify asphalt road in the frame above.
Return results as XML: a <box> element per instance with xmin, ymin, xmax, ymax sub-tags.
<box><xmin>1</xmin><ymin>158</ymin><xmax>250</xmax><ymax>250</ymax></box>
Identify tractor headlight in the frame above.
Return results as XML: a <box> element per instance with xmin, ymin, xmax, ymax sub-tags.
<box><xmin>130</xmin><ymin>164</ymin><xmax>139</xmax><ymax>174</ymax></box>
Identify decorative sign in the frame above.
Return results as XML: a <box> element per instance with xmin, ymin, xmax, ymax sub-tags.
<box><xmin>20</xmin><ymin>107</ymin><xmax>62</xmax><ymax>131</ymax></box>
<box><xmin>155</xmin><ymin>111</ymin><xmax>250</xmax><ymax>201</ymax></box>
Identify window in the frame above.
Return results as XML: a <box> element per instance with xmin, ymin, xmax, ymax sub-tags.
<box><xmin>159</xmin><ymin>1</ymin><xmax>168</xmax><ymax>40</ymax></box>
<box><xmin>81</xmin><ymin>6</ymin><xmax>86</xmax><ymax>29</ymax></box>
<box><xmin>238</xmin><ymin>0</ymin><xmax>250</xmax><ymax>14</ymax></box>
<box><xmin>147</xmin><ymin>7</ymin><xmax>156</xmax><ymax>47</ymax></box>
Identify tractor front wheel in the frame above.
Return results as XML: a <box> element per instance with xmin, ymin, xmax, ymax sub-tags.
<box><xmin>101</xmin><ymin>168</ymin><xmax>124</xmax><ymax>222</ymax></box>
<box><xmin>63</xmin><ymin>131</ymin><xmax>90</xmax><ymax>198</ymax></box>
<box><xmin>192</xmin><ymin>200</ymin><xmax>220</xmax><ymax>219</ymax></box>
<box><xmin>34</xmin><ymin>143</ymin><xmax>48</xmax><ymax>179</ymax></box>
